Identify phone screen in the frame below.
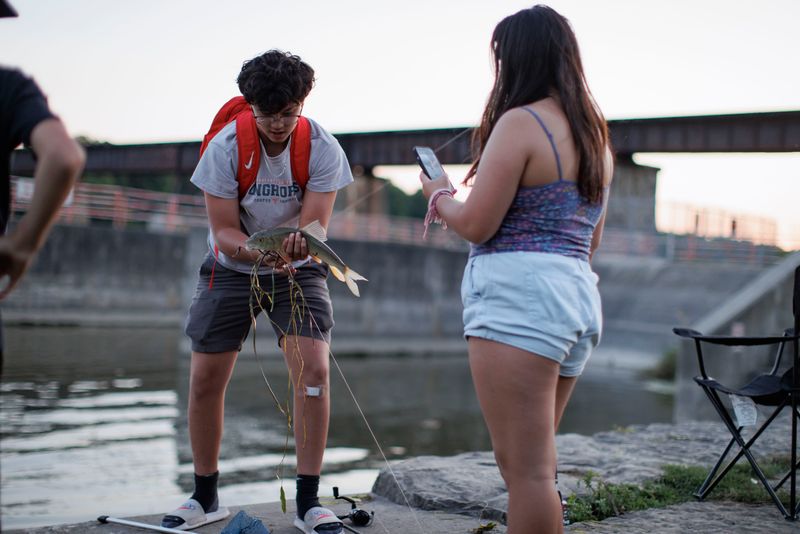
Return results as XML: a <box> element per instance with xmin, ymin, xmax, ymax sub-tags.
<box><xmin>413</xmin><ymin>146</ymin><xmax>445</xmax><ymax>180</ymax></box>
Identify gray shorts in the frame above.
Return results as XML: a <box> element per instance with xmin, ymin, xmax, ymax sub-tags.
<box><xmin>185</xmin><ymin>254</ymin><xmax>334</xmax><ymax>353</ymax></box>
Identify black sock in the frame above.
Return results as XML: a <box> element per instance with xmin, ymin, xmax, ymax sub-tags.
<box><xmin>296</xmin><ymin>474</ymin><xmax>321</xmax><ymax>519</ymax></box>
<box><xmin>190</xmin><ymin>471</ymin><xmax>219</xmax><ymax>513</ymax></box>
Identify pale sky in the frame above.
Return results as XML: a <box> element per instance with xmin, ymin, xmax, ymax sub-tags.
<box><xmin>2</xmin><ymin>0</ymin><xmax>799</xmax><ymax>248</ymax></box>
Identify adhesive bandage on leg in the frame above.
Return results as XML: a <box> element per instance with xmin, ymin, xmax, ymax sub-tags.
<box><xmin>304</xmin><ymin>385</ymin><xmax>324</xmax><ymax>397</ymax></box>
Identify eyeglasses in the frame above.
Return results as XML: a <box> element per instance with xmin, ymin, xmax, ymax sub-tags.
<box><xmin>252</xmin><ymin>106</ymin><xmax>302</xmax><ymax>126</ymax></box>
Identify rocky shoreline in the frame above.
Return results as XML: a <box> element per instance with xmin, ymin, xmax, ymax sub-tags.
<box><xmin>372</xmin><ymin>418</ymin><xmax>798</xmax><ymax>532</ymax></box>
<box><xmin>10</xmin><ymin>419</ymin><xmax>798</xmax><ymax>533</ymax></box>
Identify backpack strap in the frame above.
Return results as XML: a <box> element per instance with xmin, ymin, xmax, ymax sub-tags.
<box><xmin>200</xmin><ymin>96</ymin><xmax>251</xmax><ymax>156</ymax></box>
<box><xmin>236</xmin><ymin>115</ymin><xmax>311</xmax><ymax>198</ymax></box>
<box><xmin>289</xmin><ymin>116</ymin><xmax>312</xmax><ymax>191</ymax></box>
<box><xmin>234</xmin><ymin>111</ymin><xmax>261</xmax><ymax>200</ymax></box>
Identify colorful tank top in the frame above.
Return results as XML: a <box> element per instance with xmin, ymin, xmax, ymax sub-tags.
<box><xmin>470</xmin><ymin>107</ymin><xmax>605</xmax><ymax>262</ymax></box>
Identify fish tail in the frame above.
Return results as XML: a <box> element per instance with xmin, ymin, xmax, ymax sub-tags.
<box><xmin>345</xmin><ymin>267</ymin><xmax>367</xmax><ymax>282</ymax></box>
<box><xmin>344</xmin><ymin>267</ymin><xmax>367</xmax><ymax>297</ymax></box>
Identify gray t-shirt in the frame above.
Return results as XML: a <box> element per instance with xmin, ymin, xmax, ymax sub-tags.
<box><xmin>191</xmin><ymin>117</ymin><xmax>353</xmax><ymax>274</ymax></box>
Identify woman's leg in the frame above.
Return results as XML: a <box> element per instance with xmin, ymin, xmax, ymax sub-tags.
<box><xmin>282</xmin><ymin>335</ymin><xmax>331</xmax><ymax>476</ymax></box>
<box><xmin>469</xmin><ymin>337</ymin><xmax>563</xmax><ymax>534</ymax></box>
<box><xmin>555</xmin><ymin>376</ymin><xmax>577</xmax><ymax>431</ymax></box>
<box><xmin>189</xmin><ymin>350</ymin><xmax>239</xmax><ymax>475</ymax></box>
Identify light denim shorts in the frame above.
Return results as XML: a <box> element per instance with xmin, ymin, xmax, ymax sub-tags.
<box><xmin>462</xmin><ymin>251</ymin><xmax>602</xmax><ymax>377</ymax></box>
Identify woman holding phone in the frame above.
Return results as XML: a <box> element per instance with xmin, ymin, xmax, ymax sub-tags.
<box><xmin>419</xmin><ymin>5</ymin><xmax>612</xmax><ymax>532</ymax></box>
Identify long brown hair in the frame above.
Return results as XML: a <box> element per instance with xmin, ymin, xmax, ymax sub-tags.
<box><xmin>466</xmin><ymin>5</ymin><xmax>609</xmax><ymax>203</ymax></box>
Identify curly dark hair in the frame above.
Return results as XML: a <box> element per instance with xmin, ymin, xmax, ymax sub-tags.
<box><xmin>237</xmin><ymin>50</ymin><xmax>315</xmax><ymax>114</ymax></box>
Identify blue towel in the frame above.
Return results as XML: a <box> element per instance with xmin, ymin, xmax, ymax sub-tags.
<box><xmin>220</xmin><ymin>510</ymin><xmax>270</xmax><ymax>534</ymax></box>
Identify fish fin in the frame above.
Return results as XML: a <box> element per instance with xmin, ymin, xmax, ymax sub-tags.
<box><xmin>345</xmin><ymin>267</ymin><xmax>367</xmax><ymax>282</ymax></box>
<box><xmin>345</xmin><ymin>277</ymin><xmax>361</xmax><ymax>298</ymax></box>
<box><xmin>329</xmin><ymin>264</ymin><xmax>346</xmax><ymax>282</ymax></box>
<box><xmin>310</xmin><ymin>254</ymin><xmax>323</xmax><ymax>264</ymax></box>
<box><xmin>300</xmin><ymin>220</ymin><xmax>327</xmax><ymax>242</ymax></box>
<box><xmin>344</xmin><ymin>267</ymin><xmax>367</xmax><ymax>297</ymax></box>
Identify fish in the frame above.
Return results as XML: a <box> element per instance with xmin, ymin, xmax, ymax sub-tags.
<box><xmin>245</xmin><ymin>220</ymin><xmax>367</xmax><ymax>297</ymax></box>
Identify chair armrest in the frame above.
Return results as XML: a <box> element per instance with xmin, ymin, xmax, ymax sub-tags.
<box><xmin>672</xmin><ymin>327</ymin><xmax>799</xmax><ymax>347</ymax></box>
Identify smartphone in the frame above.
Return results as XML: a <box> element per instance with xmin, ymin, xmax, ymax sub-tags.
<box><xmin>413</xmin><ymin>146</ymin><xmax>445</xmax><ymax>180</ymax></box>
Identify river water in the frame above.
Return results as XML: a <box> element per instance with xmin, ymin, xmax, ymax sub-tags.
<box><xmin>1</xmin><ymin>325</ymin><xmax>673</xmax><ymax>530</ymax></box>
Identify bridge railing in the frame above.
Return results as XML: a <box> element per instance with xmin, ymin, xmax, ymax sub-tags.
<box><xmin>10</xmin><ymin>178</ymin><xmax>786</xmax><ymax>263</ymax></box>
<box><xmin>11</xmin><ymin>177</ymin><xmax>208</xmax><ymax>231</ymax></box>
<box><xmin>9</xmin><ymin>177</ymin><xmax>465</xmax><ymax>249</ymax></box>
<box><xmin>598</xmin><ymin>228</ymin><xmax>785</xmax><ymax>265</ymax></box>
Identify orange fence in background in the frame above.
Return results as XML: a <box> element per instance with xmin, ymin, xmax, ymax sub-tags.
<box><xmin>9</xmin><ymin>178</ymin><xmax>464</xmax><ymax>249</ymax></box>
<box><xmin>11</xmin><ymin>178</ymin><xmax>208</xmax><ymax>231</ymax></box>
<box><xmin>10</xmin><ymin>178</ymin><xmax>788</xmax><ymax>264</ymax></box>
<box><xmin>656</xmin><ymin>201</ymin><xmax>779</xmax><ymax>248</ymax></box>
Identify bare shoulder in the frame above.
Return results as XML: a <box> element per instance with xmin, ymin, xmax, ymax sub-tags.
<box><xmin>510</xmin><ymin>100</ymin><xmax>569</xmax><ymax>142</ymax></box>
<box><xmin>483</xmin><ymin>107</ymin><xmax>536</xmax><ymax>155</ymax></box>
<box><xmin>603</xmin><ymin>146</ymin><xmax>615</xmax><ymax>186</ymax></box>
<box><xmin>492</xmin><ymin>105</ymin><xmax>553</xmax><ymax>150</ymax></box>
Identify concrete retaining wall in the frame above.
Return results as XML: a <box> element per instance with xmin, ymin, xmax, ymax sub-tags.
<box><xmin>4</xmin><ymin>224</ymin><xmax>189</xmax><ymax>314</ymax></box>
<box><xmin>10</xmin><ymin>224</ymin><xmax>789</xmax><ymax>417</ymax></box>
<box><xmin>5</xmin><ymin>225</ymin><xmax>469</xmax><ymax>347</ymax></box>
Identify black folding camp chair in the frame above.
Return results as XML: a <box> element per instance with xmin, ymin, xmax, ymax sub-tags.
<box><xmin>673</xmin><ymin>265</ymin><xmax>800</xmax><ymax>520</ymax></box>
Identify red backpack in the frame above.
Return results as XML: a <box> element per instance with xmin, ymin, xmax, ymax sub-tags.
<box><xmin>200</xmin><ymin>96</ymin><xmax>312</xmax><ymax>197</ymax></box>
<box><xmin>200</xmin><ymin>96</ymin><xmax>312</xmax><ymax>289</ymax></box>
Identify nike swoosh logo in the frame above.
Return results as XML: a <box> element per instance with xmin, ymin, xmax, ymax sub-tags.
<box><xmin>243</xmin><ymin>151</ymin><xmax>255</xmax><ymax>170</ymax></box>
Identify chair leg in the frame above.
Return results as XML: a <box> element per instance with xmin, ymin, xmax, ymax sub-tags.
<box><xmin>698</xmin><ymin>387</ymin><xmax>783</xmax><ymax>495</ymax></box>
<box><xmin>790</xmin><ymin>390</ymin><xmax>798</xmax><ymax>520</ymax></box>
<box><xmin>699</xmin><ymin>386</ymin><xmax>791</xmax><ymax>517</ymax></box>
<box><xmin>775</xmin><ymin>459</ymin><xmax>800</xmax><ymax>492</ymax></box>
<box><xmin>775</xmin><ymin>407</ymin><xmax>800</xmax><ymax>494</ymax></box>
<box><xmin>695</xmin><ymin>434</ymin><xmax>738</xmax><ymax>499</ymax></box>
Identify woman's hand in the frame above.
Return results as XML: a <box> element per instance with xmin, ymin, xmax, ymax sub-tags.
<box><xmin>419</xmin><ymin>171</ymin><xmax>454</xmax><ymax>200</ymax></box>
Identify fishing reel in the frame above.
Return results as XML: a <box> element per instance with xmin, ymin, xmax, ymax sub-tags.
<box><xmin>333</xmin><ymin>486</ymin><xmax>374</xmax><ymax>527</ymax></box>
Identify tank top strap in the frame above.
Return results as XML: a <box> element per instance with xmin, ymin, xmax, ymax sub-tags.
<box><xmin>522</xmin><ymin>107</ymin><xmax>563</xmax><ymax>181</ymax></box>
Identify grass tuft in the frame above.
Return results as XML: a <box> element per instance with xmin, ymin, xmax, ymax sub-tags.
<box><xmin>566</xmin><ymin>457</ymin><xmax>792</xmax><ymax>523</ymax></box>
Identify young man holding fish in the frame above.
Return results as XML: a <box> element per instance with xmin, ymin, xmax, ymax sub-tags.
<box><xmin>163</xmin><ymin>50</ymin><xmax>353</xmax><ymax>534</ymax></box>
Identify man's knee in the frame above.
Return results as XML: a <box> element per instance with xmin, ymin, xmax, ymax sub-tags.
<box><xmin>190</xmin><ymin>373</ymin><xmax>227</xmax><ymax>400</ymax></box>
<box><xmin>288</xmin><ymin>352</ymin><xmax>329</xmax><ymax>389</ymax></box>
<box><xmin>303</xmin><ymin>384</ymin><xmax>326</xmax><ymax>398</ymax></box>
<box><xmin>190</xmin><ymin>357</ymin><xmax>234</xmax><ymax>398</ymax></box>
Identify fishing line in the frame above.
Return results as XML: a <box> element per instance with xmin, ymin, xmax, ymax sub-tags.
<box><xmin>248</xmin><ymin>269</ymin><xmax>427</xmax><ymax>533</ymax></box>
<box><xmin>249</xmin><ymin>253</ymin><xmax>290</xmax><ymax>417</ymax></box>
<box><xmin>330</xmin><ymin>127</ymin><xmax>472</xmax><ymax>218</ymax></box>
<box><xmin>333</xmin><ymin>179</ymin><xmax>392</xmax><ymax>217</ymax></box>
<box><xmin>432</xmin><ymin>127</ymin><xmax>471</xmax><ymax>154</ymax></box>
<box><xmin>306</xmin><ymin>128</ymin><xmax>473</xmax><ymax>533</ymax></box>
<box><xmin>327</xmin><ymin>349</ymin><xmax>427</xmax><ymax>534</ymax></box>
<box><xmin>243</xmin><ymin>126</ymin><xmax>472</xmax><ymax>531</ymax></box>
<box><xmin>249</xmin><ymin>253</ymin><xmax>308</xmax><ymax>512</ymax></box>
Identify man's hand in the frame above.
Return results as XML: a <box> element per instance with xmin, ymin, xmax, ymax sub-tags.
<box><xmin>265</xmin><ymin>232</ymin><xmax>307</xmax><ymax>274</ymax></box>
<box><xmin>0</xmin><ymin>118</ymin><xmax>84</xmax><ymax>300</ymax></box>
<box><xmin>0</xmin><ymin>237</ymin><xmax>34</xmax><ymax>299</ymax></box>
<box><xmin>282</xmin><ymin>231</ymin><xmax>308</xmax><ymax>262</ymax></box>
